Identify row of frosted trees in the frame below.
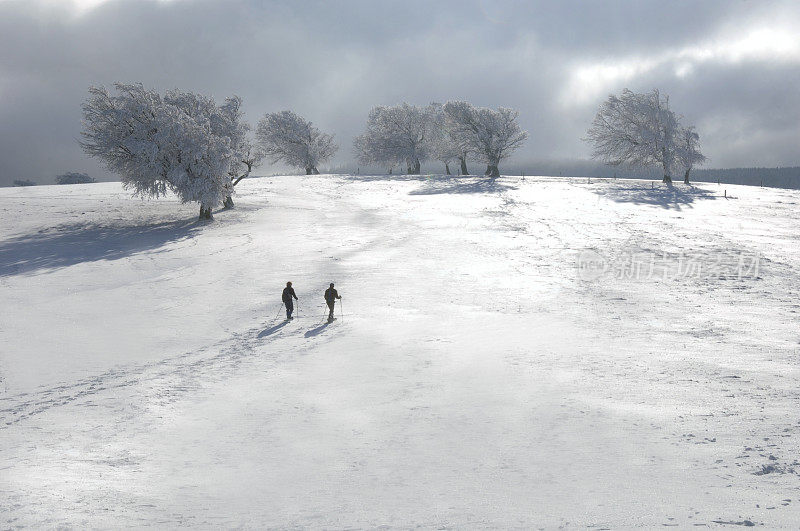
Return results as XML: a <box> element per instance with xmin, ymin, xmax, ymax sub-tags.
<box><xmin>354</xmin><ymin>102</ymin><xmax>528</xmax><ymax>178</ymax></box>
<box><xmin>80</xmin><ymin>84</ymin><xmax>340</xmax><ymax>219</ymax></box>
<box><xmin>79</xmin><ymin>84</ymin><xmax>530</xmax><ymax>219</ymax></box>
<box><xmin>80</xmin><ymin>83</ymin><xmax>704</xmax><ymax>220</ymax></box>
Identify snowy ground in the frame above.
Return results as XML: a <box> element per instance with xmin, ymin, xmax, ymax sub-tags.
<box><xmin>1</xmin><ymin>174</ymin><xmax>799</xmax><ymax>528</ymax></box>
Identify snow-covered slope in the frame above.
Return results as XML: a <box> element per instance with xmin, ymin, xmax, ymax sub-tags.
<box><xmin>1</xmin><ymin>175</ymin><xmax>799</xmax><ymax>527</ymax></box>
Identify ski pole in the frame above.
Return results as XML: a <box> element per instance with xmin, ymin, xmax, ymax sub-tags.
<box><xmin>340</xmin><ymin>298</ymin><xmax>344</xmax><ymax>323</ymax></box>
<box><xmin>273</xmin><ymin>302</ymin><xmax>283</xmax><ymax>321</ymax></box>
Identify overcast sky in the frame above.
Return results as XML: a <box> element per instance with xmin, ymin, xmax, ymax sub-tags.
<box><xmin>1</xmin><ymin>0</ymin><xmax>798</xmax><ymax>184</ymax></box>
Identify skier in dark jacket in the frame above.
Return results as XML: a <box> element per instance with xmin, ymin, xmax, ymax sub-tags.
<box><xmin>324</xmin><ymin>283</ymin><xmax>341</xmax><ymax>322</ymax></box>
<box><xmin>282</xmin><ymin>281</ymin><xmax>298</xmax><ymax>320</ymax></box>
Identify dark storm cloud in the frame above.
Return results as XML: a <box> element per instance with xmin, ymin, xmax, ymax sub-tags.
<box><xmin>0</xmin><ymin>0</ymin><xmax>798</xmax><ymax>185</ymax></box>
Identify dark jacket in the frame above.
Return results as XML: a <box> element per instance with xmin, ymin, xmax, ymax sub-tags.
<box><xmin>282</xmin><ymin>286</ymin><xmax>297</xmax><ymax>303</ymax></box>
<box><xmin>324</xmin><ymin>287</ymin><xmax>340</xmax><ymax>304</ymax></box>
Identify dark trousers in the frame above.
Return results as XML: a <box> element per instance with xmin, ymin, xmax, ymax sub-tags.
<box><xmin>285</xmin><ymin>300</ymin><xmax>294</xmax><ymax>319</ymax></box>
<box><xmin>327</xmin><ymin>301</ymin><xmax>335</xmax><ymax>319</ymax></box>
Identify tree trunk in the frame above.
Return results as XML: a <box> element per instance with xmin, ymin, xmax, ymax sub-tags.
<box><xmin>445</xmin><ymin>162</ymin><xmax>451</xmax><ymax>175</ymax></box>
<box><xmin>231</xmin><ymin>161</ymin><xmax>253</xmax><ymax>188</ymax></box>
<box><xmin>388</xmin><ymin>168</ymin><xmax>392</xmax><ymax>174</ymax></box>
<box><xmin>661</xmin><ymin>153</ymin><xmax>672</xmax><ymax>184</ymax></box>
<box><xmin>306</xmin><ymin>167</ymin><xmax>313</xmax><ymax>175</ymax></box>
<box><xmin>684</xmin><ymin>168</ymin><xmax>691</xmax><ymax>184</ymax></box>
<box><xmin>199</xmin><ymin>205</ymin><xmax>213</xmax><ymax>221</ymax></box>
<box><xmin>412</xmin><ymin>159</ymin><xmax>421</xmax><ymax>174</ymax></box>
<box><xmin>485</xmin><ymin>164</ymin><xmax>500</xmax><ymax>178</ymax></box>
<box><xmin>223</xmin><ymin>195</ymin><xmax>234</xmax><ymax>209</ymax></box>
<box><xmin>460</xmin><ymin>156</ymin><xmax>468</xmax><ymax>176</ymax></box>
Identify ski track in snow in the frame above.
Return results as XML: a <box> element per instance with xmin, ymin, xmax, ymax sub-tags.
<box><xmin>1</xmin><ymin>175</ymin><xmax>800</xmax><ymax>527</ymax></box>
<box><xmin>0</xmin><ymin>322</ymin><xmax>293</xmax><ymax>426</ymax></box>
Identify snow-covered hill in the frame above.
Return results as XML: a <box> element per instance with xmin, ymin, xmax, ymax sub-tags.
<box><xmin>2</xmin><ymin>175</ymin><xmax>799</xmax><ymax>527</ymax></box>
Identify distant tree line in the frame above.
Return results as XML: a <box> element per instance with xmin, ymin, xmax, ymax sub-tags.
<box><xmin>56</xmin><ymin>172</ymin><xmax>95</xmax><ymax>185</ymax></box>
<box><xmin>496</xmin><ymin>162</ymin><xmax>800</xmax><ymax>190</ymax></box>
<box><xmin>691</xmin><ymin>166</ymin><xmax>800</xmax><ymax>189</ymax></box>
<box><xmin>12</xmin><ymin>173</ymin><xmax>99</xmax><ymax>187</ymax></box>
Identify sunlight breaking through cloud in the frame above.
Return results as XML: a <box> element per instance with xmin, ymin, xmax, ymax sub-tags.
<box><xmin>7</xmin><ymin>0</ymin><xmax>185</xmax><ymax>15</ymax></box>
<box><xmin>563</xmin><ymin>26</ymin><xmax>800</xmax><ymax>107</ymax></box>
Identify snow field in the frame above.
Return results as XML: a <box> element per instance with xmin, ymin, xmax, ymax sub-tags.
<box><xmin>1</xmin><ymin>175</ymin><xmax>799</xmax><ymax>527</ymax></box>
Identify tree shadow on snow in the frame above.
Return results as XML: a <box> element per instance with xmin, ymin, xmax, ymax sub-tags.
<box><xmin>592</xmin><ymin>183</ymin><xmax>719</xmax><ymax>210</ymax></box>
<box><xmin>344</xmin><ymin>174</ymin><xmax>517</xmax><ymax>196</ymax></box>
<box><xmin>409</xmin><ymin>177</ymin><xmax>517</xmax><ymax>196</ymax></box>
<box><xmin>258</xmin><ymin>320</ymin><xmax>289</xmax><ymax>338</ymax></box>
<box><xmin>304</xmin><ymin>322</ymin><xmax>331</xmax><ymax>338</ymax></box>
<box><xmin>345</xmin><ymin>174</ymin><xmax>430</xmax><ymax>184</ymax></box>
<box><xmin>0</xmin><ymin>219</ymin><xmax>201</xmax><ymax>277</ymax></box>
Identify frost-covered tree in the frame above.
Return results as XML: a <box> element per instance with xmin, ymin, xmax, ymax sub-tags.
<box><xmin>353</xmin><ymin>130</ymin><xmax>398</xmax><ymax>174</ymax></box>
<box><xmin>436</xmin><ymin>102</ymin><xmax>472</xmax><ymax>175</ymax></box>
<box><xmin>353</xmin><ymin>103</ymin><xmax>432</xmax><ymax>175</ymax></box>
<box><xmin>13</xmin><ymin>179</ymin><xmax>37</xmax><ymax>186</ymax></box>
<box><xmin>675</xmin><ymin>125</ymin><xmax>707</xmax><ymax>184</ymax></box>
<box><xmin>585</xmin><ymin>89</ymin><xmax>681</xmax><ymax>184</ymax></box>
<box><xmin>223</xmin><ymin>138</ymin><xmax>264</xmax><ymax>208</ymax></box>
<box><xmin>429</xmin><ymin>102</ymin><xmax>464</xmax><ymax>175</ymax></box>
<box><xmin>443</xmin><ymin>101</ymin><xmax>527</xmax><ymax>178</ymax></box>
<box><xmin>451</xmin><ymin>138</ymin><xmax>472</xmax><ymax>176</ymax></box>
<box><xmin>81</xmin><ymin>84</ymin><xmax>246</xmax><ymax>220</ymax></box>
<box><xmin>184</xmin><ymin>94</ymin><xmax>253</xmax><ymax>216</ymax></box>
<box><xmin>56</xmin><ymin>172</ymin><xmax>95</xmax><ymax>184</ymax></box>
<box><xmin>213</xmin><ymin>96</ymin><xmax>264</xmax><ymax>209</ymax></box>
<box><xmin>165</xmin><ymin>91</ymin><xmax>256</xmax><ymax>212</ymax></box>
<box><xmin>256</xmin><ymin>111</ymin><xmax>337</xmax><ymax>175</ymax></box>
